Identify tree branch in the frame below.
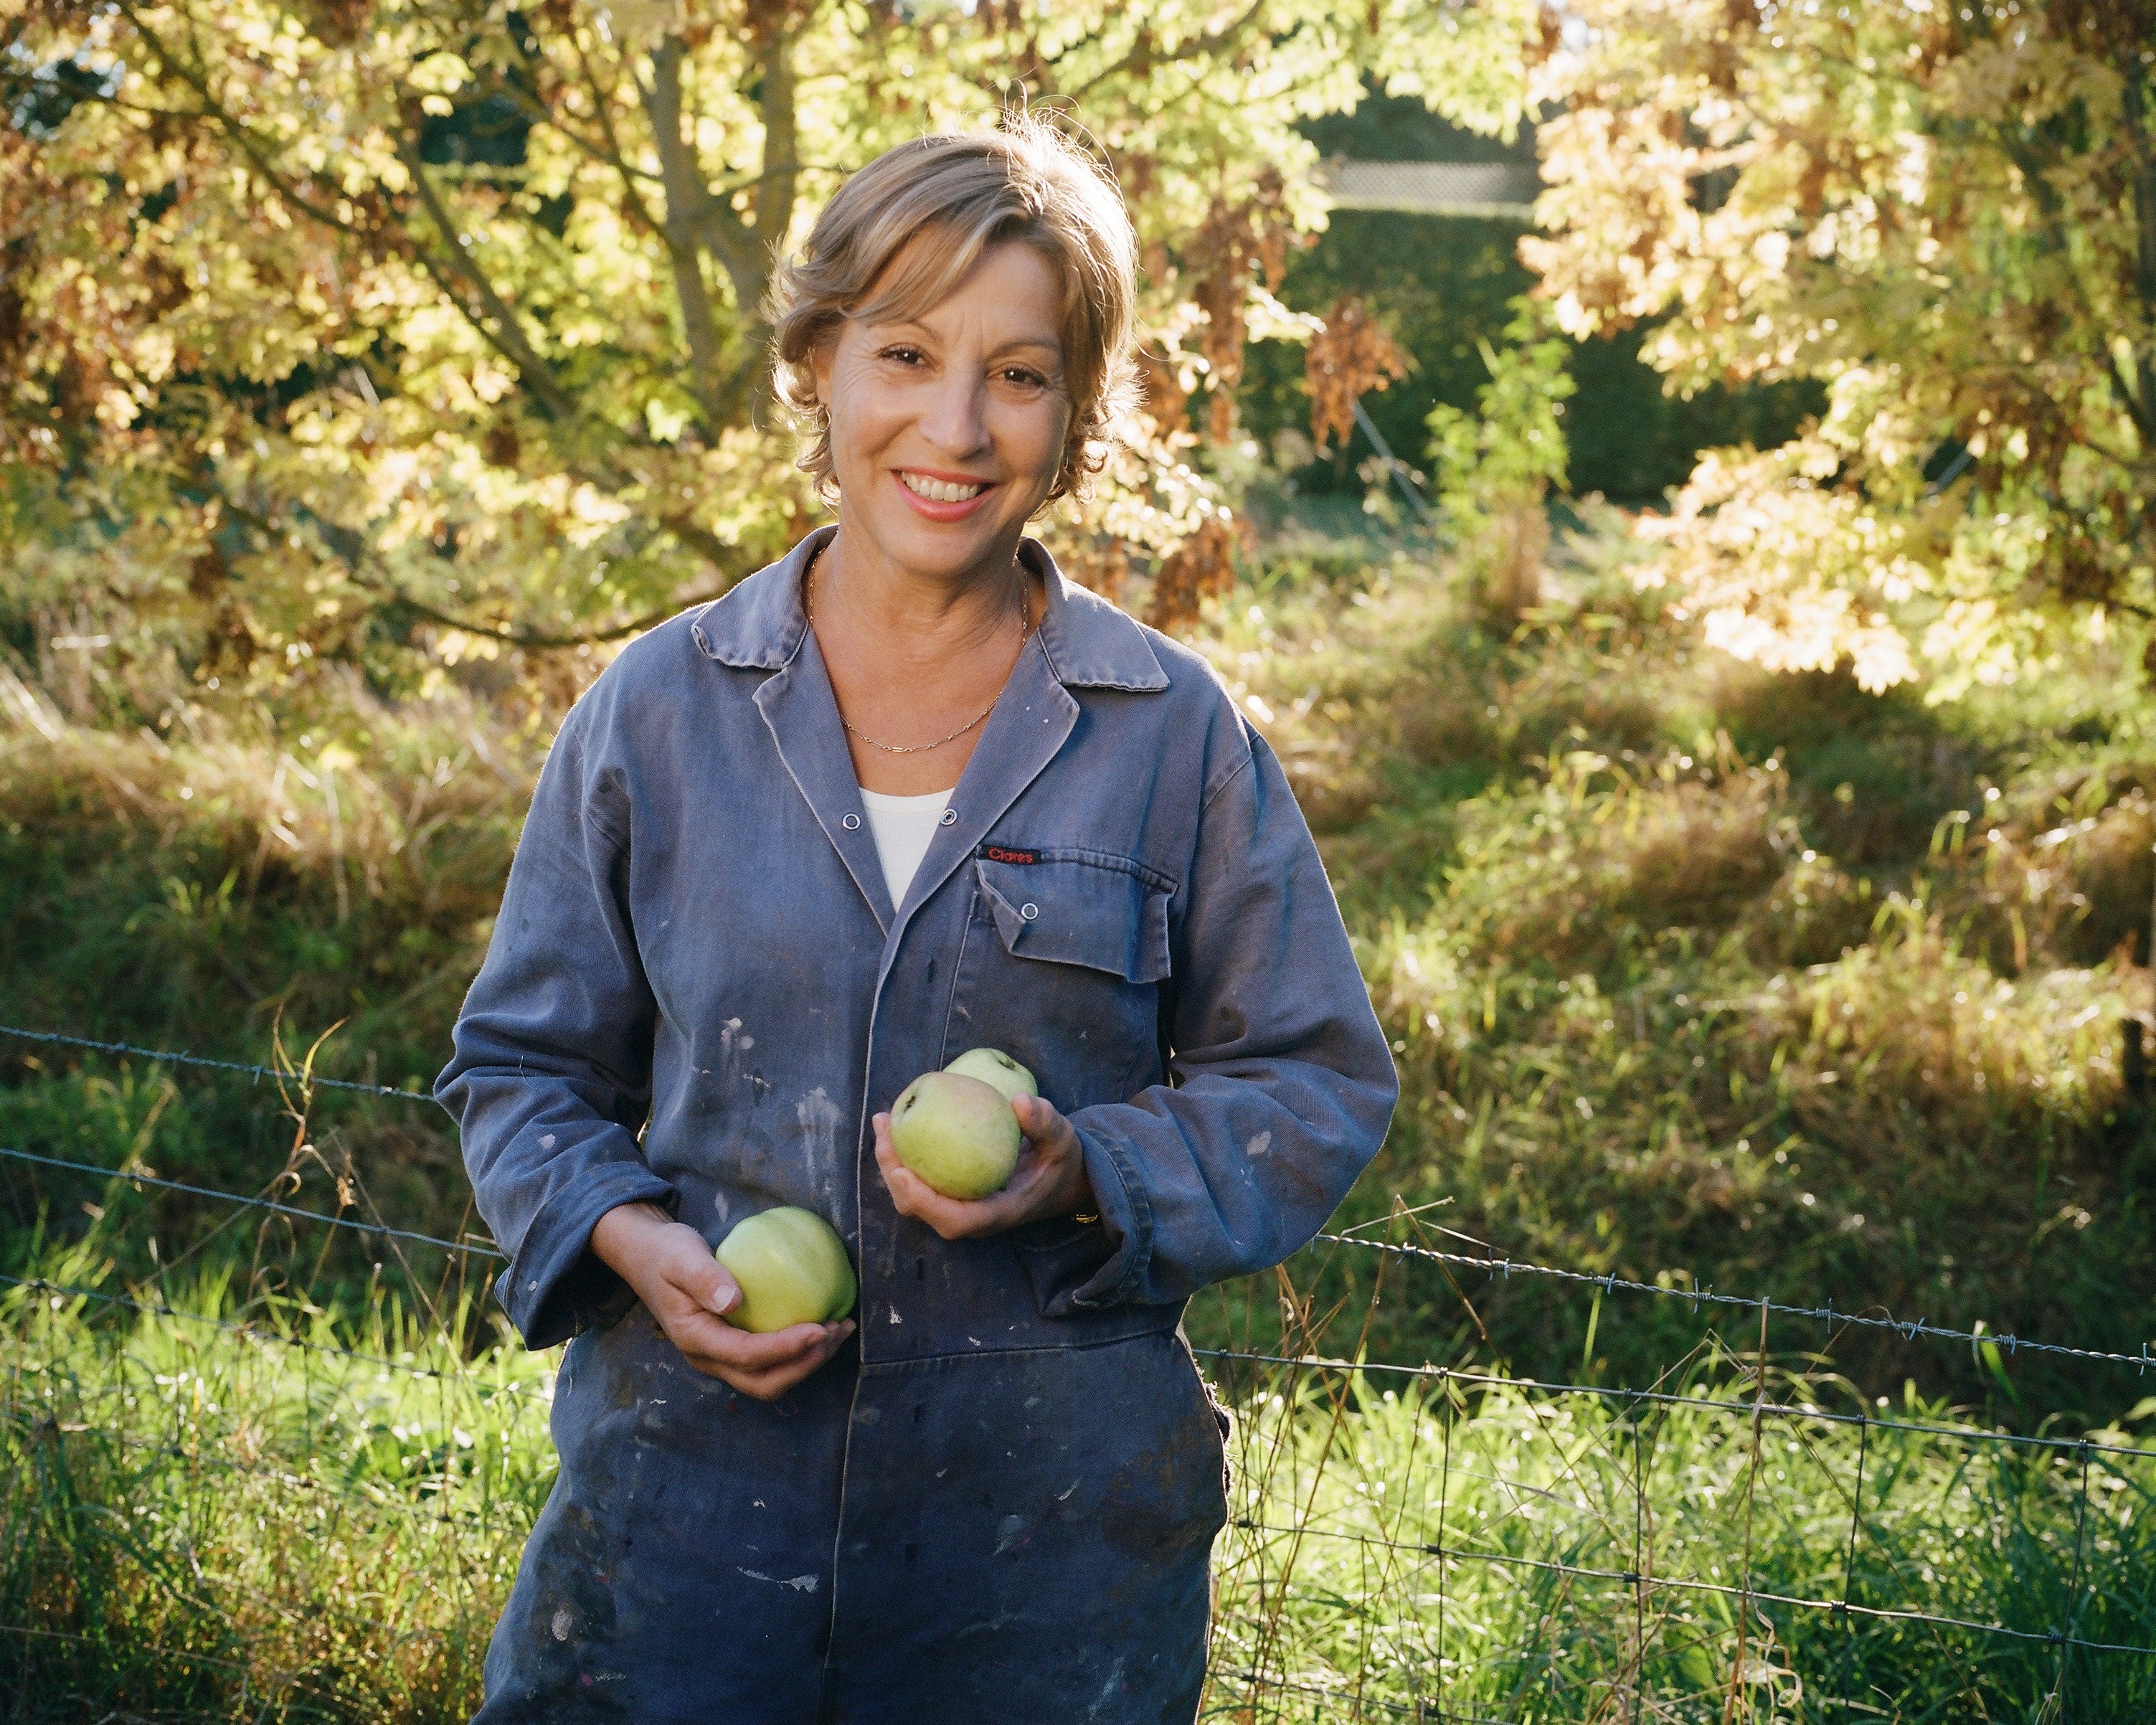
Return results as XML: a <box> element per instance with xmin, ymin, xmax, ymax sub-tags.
<box><xmin>219</xmin><ymin>477</ymin><xmax>752</xmax><ymax>647</ymax></box>
<box><xmin>392</xmin><ymin>136</ymin><xmax>580</xmax><ymax>421</ymax></box>
<box><xmin>383</xmin><ymin>570</ymin><xmax>744</xmax><ymax>646</ymax></box>
<box><xmin>2114</xmin><ymin>49</ymin><xmax>2156</xmax><ymax>436</ymax></box>
<box><xmin>111</xmin><ymin>0</ymin><xmax>367</xmax><ymax>235</ymax></box>
<box><xmin>567</xmin><ymin>29</ymin><xmax>670</xmax><ymax>224</ymax></box>
<box><xmin>642</xmin><ymin>37</ymin><xmax>732</xmax><ymax>427</ymax></box>
<box><xmin>1062</xmin><ymin>0</ymin><xmax>1271</xmax><ymax>105</ymax></box>
<box><xmin>752</xmin><ymin>20</ymin><xmax>800</xmax><ymax>260</ymax></box>
<box><xmin>642</xmin><ymin>39</ymin><xmax>762</xmax><ymax>291</ymax></box>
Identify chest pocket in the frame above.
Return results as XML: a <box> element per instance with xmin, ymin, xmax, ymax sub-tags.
<box><xmin>973</xmin><ymin>853</ymin><xmax>1173</xmax><ymax>985</ymax></box>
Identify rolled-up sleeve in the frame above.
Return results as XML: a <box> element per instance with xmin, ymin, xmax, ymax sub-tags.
<box><xmin>435</xmin><ymin>701</ymin><xmax>676</xmax><ymax>1348</ymax></box>
<box><xmin>1064</xmin><ymin>728</ymin><xmax>1398</xmax><ymax>1309</ymax></box>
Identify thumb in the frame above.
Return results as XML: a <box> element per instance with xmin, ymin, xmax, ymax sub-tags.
<box><xmin>701</xmin><ymin>1259</ymin><xmax>742</xmax><ymax>1316</ymax></box>
<box><xmin>669</xmin><ymin>1237</ymin><xmax>742</xmax><ymax>1316</ymax></box>
<box><xmin>1012</xmin><ymin>1091</ymin><xmax>1059</xmax><ymax>1142</ymax></box>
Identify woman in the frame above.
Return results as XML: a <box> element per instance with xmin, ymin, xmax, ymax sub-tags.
<box><xmin>437</xmin><ymin>119</ymin><xmax>1396</xmax><ymax>1723</ymax></box>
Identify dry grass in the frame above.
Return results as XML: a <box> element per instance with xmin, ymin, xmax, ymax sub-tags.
<box><xmin>1192</xmin><ymin>531</ymin><xmax>2156</xmax><ymax>1419</ymax></box>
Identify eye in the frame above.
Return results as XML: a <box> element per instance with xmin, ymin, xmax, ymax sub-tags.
<box><xmin>879</xmin><ymin>345</ymin><xmax>925</xmax><ymax>367</ymax></box>
<box><xmin>999</xmin><ymin>366</ymin><xmax>1051</xmax><ymax>389</ymax></box>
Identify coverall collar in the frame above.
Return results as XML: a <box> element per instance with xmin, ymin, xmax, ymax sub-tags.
<box><xmin>688</xmin><ymin>525</ymin><xmax>1171</xmax><ymax>695</ymax></box>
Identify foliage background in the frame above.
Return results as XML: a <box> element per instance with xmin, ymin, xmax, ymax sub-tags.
<box><xmin>5</xmin><ymin>0</ymin><xmax>2156</xmax><ymax>1713</ymax></box>
<box><xmin>1</xmin><ymin>0</ymin><xmax>2152</xmax><ymax>1417</ymax></box>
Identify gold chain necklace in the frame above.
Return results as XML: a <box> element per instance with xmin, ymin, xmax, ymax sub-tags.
<box><xmin>803</xmin><ymin>549</ymin><xmax>1035</xmax><ymax>756</ymax></box>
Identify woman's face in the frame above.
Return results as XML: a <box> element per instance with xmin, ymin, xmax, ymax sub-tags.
<box><xmin>814</xmin><ymin>239</ymin><xmax>1073</xmax><ymax>585</ymax></box>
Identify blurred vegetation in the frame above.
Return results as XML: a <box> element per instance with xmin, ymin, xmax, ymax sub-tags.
<box><xmin>0</xmin><ymin>0</ymin><xmax>1527</xmax><ymax>710</ymax></box>
<box><xmin>1240</xmin><ymin>93</ymin><xmax>1822</xmax><ymax>509</ymax></box>
<box><xmin>6</xmin><ymin>510</ymin><xmax>2156</xmax><ymax>1428</ymax></box>
<box><xmin>1186</xmin><ymin>515</ymin><xmax>2156</xmax><ymax>1424</ymax></box>
<box><xmin>1526</xmin><ymin>0</ymin><xmax>2156</xmax><ymax>694</ymax></box>
<box><xmin>6</xmin><ymin>1229</ymin><xmax>2153</xmax><ymax>1720</ymax></box>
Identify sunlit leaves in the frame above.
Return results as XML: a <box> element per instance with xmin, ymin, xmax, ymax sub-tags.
<box><xmin>0</xmin><ymin>0</ymin><xmax>1526</xmax><ymax>716</ymax></box>
<box><xmin>1527</xmin><ymin>0</ymin><xmax>2156</xmax><ymax>692</ymax></box>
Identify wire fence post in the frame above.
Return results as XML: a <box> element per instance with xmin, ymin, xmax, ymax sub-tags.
<box><xmin>1630</xmin><ymin>1393</ymin><xmax>1647</xmax><ymax>1725</ymax></box>
<box><xmin>1432</xmin><ymin>1369</ymin><xmax>1452</xmax><ymax>1725</ymax></box>
<box><xmin>1724</xmin><ymin>1296</ymin><xmax>1772</xmax><ymax>1725</ymax></box>
<box><xmin>2053</xmin><ymin>1438</ymin><xmax>2094</xmax><ymax>1722</ymax></box>
<box><xmin>1832</xmin><ymin>1407</ymin><xmax>1870</xmax><ymax>1717</ymax></box>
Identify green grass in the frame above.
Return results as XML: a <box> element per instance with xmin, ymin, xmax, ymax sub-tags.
<box><xmin>1181</xmin><ymin>518</ymin><xmax>2156</xmax><ymax>1423</ymax></box>
<box><xmin>9</xmin><ymin>519</ymin><xmax>2156</xmax><ymax>1412</ymax></box>
<box><xmin>4</xmin><ymin>1248</ymin><xmax>2152</xmax><ymax>1723</ymax></box>
<box><xmin>0</xmin><ymin>1249</ymin><xmax>550</xmax><ymax>1721</ymax></box>
<box><xmin>1206</xmin><ymin>1361</ymin><xmax>2156</xmax><ymax>1722</ymax></box>
<box><xmin>7</xmin><ymin>517</ymin><xmax>2156</xmax><ymax>1714</ymax></box>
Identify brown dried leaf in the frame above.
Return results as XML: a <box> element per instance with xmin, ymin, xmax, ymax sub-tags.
<box><xmin>1145</xmin><ymin>516</ymin><xmax>1244</xmax><ymax>635</ymax></box>
<box><xmin>1305</xmin><ymin>296</ymin><xmax>1409</xmax><ymax>453</ymax></box>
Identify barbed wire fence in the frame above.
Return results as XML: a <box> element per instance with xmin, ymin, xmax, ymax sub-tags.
<box><xmin>0</xmin><ymin>1020</ymin><xmax>2152</xmax><ymax>1721</ymax></box>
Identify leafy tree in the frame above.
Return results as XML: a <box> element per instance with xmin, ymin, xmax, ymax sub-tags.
<box><xmin>0</xmin><ymin>0</ymin><xmax>1527</xmax><ymax>724</ymax></box>
<box><xmin>1426</xmin><ymin>294</ymin><xmax>1571</xmax><ymax>616</ymax></box>
<box><xmin>1526</xmin><ymin>0</ymin><xmax>2156</xmax><ymax>694</ymax></box>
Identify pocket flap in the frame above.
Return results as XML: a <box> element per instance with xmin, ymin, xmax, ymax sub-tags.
<box><xmin>974</xmin><ymin>854</ymin><xmax>1172</xmax><ymax>984</ymax></box>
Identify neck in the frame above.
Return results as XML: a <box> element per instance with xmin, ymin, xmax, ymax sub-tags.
<box><xmin>811</xmin><ymin>521</ymin><xmax>1029</xmax><ymax>658</ymax></box>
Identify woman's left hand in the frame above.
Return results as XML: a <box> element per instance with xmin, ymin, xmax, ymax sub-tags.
<box><xmin>874</xmin><ymin>1092</ymin><xmax>1096</xmax><ymax>1239</ymax></box>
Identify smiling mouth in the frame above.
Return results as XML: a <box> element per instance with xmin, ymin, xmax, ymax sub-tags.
<box><xmin>898</xmin><ymin>471</ymin><xmax>989</xmax><ymax>504</ymax></box>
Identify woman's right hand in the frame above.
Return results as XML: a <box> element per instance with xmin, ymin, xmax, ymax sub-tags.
<box><xmin>590</xmin><ymin>1201</ymin><xmax>854</xmax><ymax>1402</ymax></box>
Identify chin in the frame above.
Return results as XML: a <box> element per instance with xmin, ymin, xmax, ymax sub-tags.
<box><xmin>857</xmin><ymin>503</ymin><xmax>1029</xmax><ymax>581</ymax></box>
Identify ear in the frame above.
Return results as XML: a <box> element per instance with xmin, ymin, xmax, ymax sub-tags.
<box><xmin>1044</xmin><ymin>407</ymin><xmax>1088</xmax><ymax>506</ymax></box>
<box><xmin>800</xmin><ymin>331</ymin><xmax>831</xmax><ymax>417</ymax></box>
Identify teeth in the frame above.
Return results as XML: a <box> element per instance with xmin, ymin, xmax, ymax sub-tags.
<box><xmin>900</xmin><ymin>473</ymin><xmax>985</xmax><ymax>504</ymax></box>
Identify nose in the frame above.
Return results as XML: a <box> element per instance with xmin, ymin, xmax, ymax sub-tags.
<box><xmin>915</xmin><ymin>370</ymin><xmax>990</xmax><ymax>461</ymax></box>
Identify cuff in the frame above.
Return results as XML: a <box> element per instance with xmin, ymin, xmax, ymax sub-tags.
<box><xmin>1067</xmin><ymin>1125</ymin><xmax>1155</xmax><ymax>1310</ymax></box>
<box><xmin>501</xmin><ymin>1159</ymin><xmax>680</xmax><ymax>1349</ymax></box>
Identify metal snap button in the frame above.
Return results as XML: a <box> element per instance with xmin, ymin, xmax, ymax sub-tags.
<box><xmin>841</xmin><ymin>813</ymin><xmax>861</xmax><ymax>831</ymax></box>
<box><xmin>940</xmin><ymin>808</ymin><xmax>958</xmax><ymax>826</ymax></box>
<box><xmin>1020</xmin><ymin>902</ymin><xmax>1039</xmax><ymax>920</ymax></box>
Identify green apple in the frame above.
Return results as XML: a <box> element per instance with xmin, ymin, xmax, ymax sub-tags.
<box><xmin>889</xmin><ymin>1069</ymin><xmax>1023</xmax><ymax>1199</ymax></box>
<box><xmin>942</xmin><ymin>1046</ymin><xmax>1038</xmax><ymax>1105</ymax></box>
<box><xmin>713</xmin><ymin>1206</ymin><xmax>857</xmax><ymax>1334</ymax></box>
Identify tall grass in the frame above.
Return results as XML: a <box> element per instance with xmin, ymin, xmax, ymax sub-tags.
<box><xmin>1209</xmin><ymin>1364</ymin><xmax>2156</xmax><ymax>1721</ymax></box>
<box><xmin>0</xmin><ymin>1253</ymin><xmax>550</xmax><ymax>1722</ymax></box>
<box><xmin>5</xmin><ymin>1255</ymin><xmax>2152</xmax><ymax>1723</ymax></box>
<box><xmin>1192</xmin><ymin>524</ymin><xmax>2156</xmax><ymax>1419</ymax></box>
<box><xmin>9</xmin><ymin>518</ymin><xmax>2156</xmax><ymax>1413</ymax></box>
<box><xmin>6</xmin><ymin>516</ymin><xmax>2156</xmax><ymax>1714</ymax></box>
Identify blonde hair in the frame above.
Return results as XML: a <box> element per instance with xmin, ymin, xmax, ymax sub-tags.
<box><xmin>766</xmin><ymin>118</ymin><xmax>1139</xmax><ymax>503</ymax></box>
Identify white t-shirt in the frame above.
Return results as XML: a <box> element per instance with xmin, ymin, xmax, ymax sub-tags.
<box><xmin>859</xmin><ymin>786</ymin><xmax>955</xmax><ymax>909</ymax></box>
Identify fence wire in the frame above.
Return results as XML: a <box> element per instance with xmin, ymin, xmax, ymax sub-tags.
<box><xmin>7</xmin><ymin>1016</ymin><xmax>2144</xmax><ymax>1372</ymax></box>
<box><xmin>0</xmin><ymin>1022</ymin><xmax>434</xmax><ymax>1102</ymax></box>
<box><xmin>1315</xmin><ymin>1229</ymin><xmax>2156</xmax><ymax>1374</ymax></box>
<box><xmin>3</xmin><ymin>1021</ymin><xmax>2153</xmax><ymax>1721</ymax></box>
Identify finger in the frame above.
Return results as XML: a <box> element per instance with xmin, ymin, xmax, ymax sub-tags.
<box><xmin>682</xmin><ymin>1333</ymin><xmax>837</xmax><ymax>1391</ymax></box>
<box><xmin>921</xmin><ymin>1183</ymin><xmax>1028</xmax><ymax>1242</ymax></box>
<box><xmin>695</xmin><ymin>1322</ymin><xmax>846</xmax><ymax>1379</ymax></box>
<box><xmin>680</xmin><ymin>1255</ymin><xmax>742</xmax><ymax>1318</ymax></box>
<box><xmin>945</xmin><ymin>1187</ymin><xmax>1031</xmax><ymax>1239</ymax></box>
<box><xmin>747</xmin><ymin>1320</ymin><xmax>855</xmax><ymax>1386</ymax></box>
<box><xmin>673</xmin><ymin>1313</ymin><xmax>841</xmax><ymax>1373</ymax></box>
<box><xmin>881</xmin><ymin>1140</ymin><xmax>1051</xmax><ymax>1239</ymax></box>
<box><xmin>705</xmin><ymin>1321</ymin><xmax>856</xmax><ymax>1400</ymax></box>
<box><xmin>874</xmin><ymin>1131</ymin><xmax>945</xmax><ymax>1221</ymax></box>
<box><xmin>871</xmin><ymin>1118</ymin><xmax>904</xmax><ymax>1179</ymax></box>
<box><xmin>639</xmin><ymin>1222</ymin><xmax>742</xmax><ymax>1317</ymax></box>
<box><xmin>884</xmin><ymin>1168</ymin><xmax>986</xmax><ymax>1239</ymax></box>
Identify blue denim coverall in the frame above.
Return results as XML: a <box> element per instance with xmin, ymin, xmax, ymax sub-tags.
<box><xmin>436</xmin><ymin>528</ymin><xmax>1398</xmax><ymax>1721</ymax></box>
